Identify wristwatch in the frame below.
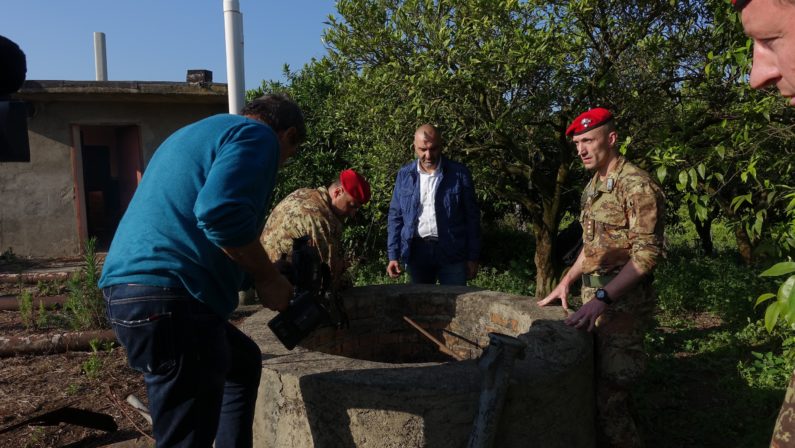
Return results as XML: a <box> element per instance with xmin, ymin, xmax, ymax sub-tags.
<box><xmin>595</xmin><ymin>288</ymin><xmax>613</xmax><ymax>305</ymax></box>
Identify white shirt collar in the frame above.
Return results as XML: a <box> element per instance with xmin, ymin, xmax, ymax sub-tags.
<box><xmin>416</xmin><ymin>157</ymin><xmax>442</xmax><ymax>175</ymax></box>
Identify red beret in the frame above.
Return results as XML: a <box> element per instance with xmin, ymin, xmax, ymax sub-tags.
<box><xmin>732</xmin><ymin>0</ymin><xmax>750</xmax><ymax>11</ymax></box>
<box><xmin>340</xmin><ymin>169</ymin><xmax>371</xmax><ymax>204</ymax></box>
<box><xmin>565</xmin><ymin>107</ymin><xmax>614</xmax><ymax>137</ymax></box>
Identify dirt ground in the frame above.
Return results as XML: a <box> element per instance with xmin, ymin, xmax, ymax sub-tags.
<box><xmin>0</xmin><ymin>254</ymin><xmax>259</xmax><ymax>448</ymax></box>
<box><xmin>0</xmin><ymin>307</ymin><xmax>151</xmax><ymax>448</ymax></box>
<box><xmin>0</xmin><ymin>301</ymin><xmax>258</xmax><ymax>448</ymax></box>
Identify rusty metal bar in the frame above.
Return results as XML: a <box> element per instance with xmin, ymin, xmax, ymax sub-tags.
<box><xmin>402</xmin><ymin>315</ymin><xmax>464</xmax><ymax>361</ymax></box>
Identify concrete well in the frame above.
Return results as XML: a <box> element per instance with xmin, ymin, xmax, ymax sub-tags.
<box><xmin>241</xmin><ymin>284</ymin><xmax>594</xmax><ymax>448</ymax></box>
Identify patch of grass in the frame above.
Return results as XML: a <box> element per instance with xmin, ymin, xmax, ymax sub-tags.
<box><xmin>664</xmin><ymin>207</ymin><xmax>736</xmax><ymax>255</ymax></box>
<box><xmin>350</xmin><ymin>253</ymin><xmax>536</xmax><ymax>296</ymax></box>
<box><xmin>65</xmin><ymin>383</ymin><xmax>80</xmax><ymax>396</ymax></box>
<box><xmin>81</xmin><ymin>339</ymin><xmax>113</xmax><ymax>380</ymax></box>
<box><xmin>470</xmin><ymin>265</ymin><xmax>535</xmax><ymax>296</ymax></box>
<box><xmin>350</xmin><ymin>254</ymin><xmax>410</xmax><ymax>287</ymax></box>
<box><xmin>636</xmin><ymin>312</ymin><xmax>783</xmax><ymax>447</ymax></box>
<box><xmin>23</xmin><ymin>427</ymin><xmax>45</xmax><ymax>448</ymax></box>
<box><xmin>654</xmin><ymin>252</ymin><xmax>776</xmax><ymax>325</ymax></box>
<box><xmin>636</xmin><ymin>342</ymin><xmax>781</xmax><ymax>447</ymax></box>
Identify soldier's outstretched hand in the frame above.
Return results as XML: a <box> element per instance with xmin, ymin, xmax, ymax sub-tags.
<box><xmin>537</xmin><ymin>281</ymin><xmax>571</xmax><ymax>310</ymax></box>
<box><xmin>563</xmin><ymin>299</ymin><xmax>607</xmax><ymax>332</ymax></box>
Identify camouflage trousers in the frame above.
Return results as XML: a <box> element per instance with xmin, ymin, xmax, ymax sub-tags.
<box><xmin>771</xmin><ymin>369</ymin><xmax>795</xmax><ymax>447</ymax></box>
<box><xmin>582</xmin><ymin>280</ymin><xmax>656</xmax><ymax>448</ymax></box>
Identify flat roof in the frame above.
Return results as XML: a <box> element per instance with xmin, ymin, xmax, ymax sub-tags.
<box><xmin>14</xmin><ymin>80</ymin><xmax>228</xmax><ymax>104</ymax></box>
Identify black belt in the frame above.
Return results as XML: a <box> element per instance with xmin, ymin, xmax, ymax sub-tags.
<box><xmin>414</xmin><ymin>236</ymin><xmax>439</xmax><ymax>243</ymax></box>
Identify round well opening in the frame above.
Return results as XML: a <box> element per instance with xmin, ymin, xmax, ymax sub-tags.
<box><xmin>296</xmin><ymin>289</ymin><xmax>512</xmax><ymax>364</ymax></box>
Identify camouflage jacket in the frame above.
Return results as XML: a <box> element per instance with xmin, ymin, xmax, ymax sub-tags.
<box><xmin>260</xmin><ymin>187</ymin><xmax>345</xmax><ymax>288</ymax></box>
<box><xmin>580</xmin><ymin>157</ymin><xmax>665</xmax><ymax>276</ymax></box>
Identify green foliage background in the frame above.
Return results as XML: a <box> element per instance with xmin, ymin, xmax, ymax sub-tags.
<box><xmin>242</xmin><ymin>2</ymin><xmax>795</xmax><ymax>444</ymax></box>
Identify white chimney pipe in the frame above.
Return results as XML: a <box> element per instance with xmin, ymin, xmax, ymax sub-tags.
<box><xmin>93</xmin><ymin>32</ymin><xmax>108</xmax><ymax>81</ymax></box>
<box><xmin>223</xmin><ymin>0</ymin><xmax>245</xmax><ymax>114</ymax></box>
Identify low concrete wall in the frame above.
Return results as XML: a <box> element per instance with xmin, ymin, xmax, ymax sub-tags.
<box><xmin>242</xmin><ymin>284</ymin><xmax>595</xmax><ymax>448</ymax></box>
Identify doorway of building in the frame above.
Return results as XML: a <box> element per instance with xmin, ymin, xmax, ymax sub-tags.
<box><xmin>76</xmin><ymin>126</ymin><xmax>142</xmax><ymax>251</ymax></box>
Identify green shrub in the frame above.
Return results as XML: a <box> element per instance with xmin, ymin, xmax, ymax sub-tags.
<box><xmin>664</xmin><ymin>205</ymin><xmax>736</xmax><ymax>255</ymax></box>
<box><xmin>478</xmin><ymin>225</ymin><xmax>535</xmax><ymax>273</ymax></box>
<box><xmin>18</xmin><ymin>290</ymin><xmax>34</xmax><ymax>329</ymax></box>
<box><xmin>36</xmin><ymin>279</ymin><xmax>65</xmax><ymax>296</ymax></box>
<box><xmin>470</xmin><ymin>266</ymin><xmax>535</xmax><ymax>296</ymax></box>
<box><xmin>739</xmin><ymin>350</ymin><xmax>793</xmax><ymax>390</ymax></box>
<box><xmin>81</xmin><ymin>339</ymin><xmax>105</xmax><ymax>379</ymax></box>
<box><xmin>654</xmin><ymin>253</ymin><xmax>776</xmax><ymax>324</ymax></box>
<box><xmin>65</xmin><ymin>237</ymin><xmax>107</xmax><ymax>330</ymax></box>
<box><xmin>35</xmin><ymin>299</ymin><xmax>48</xmax><ymax>329</ymax></box>
<box><xmin>351</xmin><ymin>254</ymin><xmax>409</xmax><ymax>287</ymax></box>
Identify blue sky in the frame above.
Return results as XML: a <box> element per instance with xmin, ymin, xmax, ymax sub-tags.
<box><xmin>1</xmin><ymin>0</ymin><xmax>338</xmax><ymax>87</ymax></box>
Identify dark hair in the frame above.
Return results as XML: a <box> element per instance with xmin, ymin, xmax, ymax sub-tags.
<box><xmin>0</xmin><ymin>35</ymin><xmax>27</xmax><ymax>96</ymax></box>
<box><xmin>241</xmin><ymin>93</ymin><xmax>306</xmax><ymax>144</ymax></box>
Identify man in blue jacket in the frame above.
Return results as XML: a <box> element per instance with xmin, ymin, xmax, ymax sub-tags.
<box><xmin>386</xmin><ymin>124</ymin><xmax>481</xmax><ymax>285</ymax></box>
<box><xmin>99</xmin><ymin>94</ymin><xmax>304</xmax><ymax>447</ymax></box>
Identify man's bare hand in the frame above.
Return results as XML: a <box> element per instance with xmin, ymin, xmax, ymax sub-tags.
<box><xmin>537</xmin><ymin>281</ymin><xmax>571</xmax><ymax>310</ymax></box>
<box><xmin>255</xmin><ymin>273</ymin><xmax>292</xmax><ymax>312</ymax></box>
<box><xmin>386</xmin><ymin>260</ymin><xmax>402</xmax><ymax>278</ymax></box>
<box><xmin>563</xmin><ymin>299</ymin><xmax>607</xmax><ymax>332</ymax></box>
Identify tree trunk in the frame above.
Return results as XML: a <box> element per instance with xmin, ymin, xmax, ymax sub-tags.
<box><xmin>694</xmin><ymin>217</ymin><xmax>714</xmax><ymax>257</ymax></box>
<box><xmin>0</xmin><ymin>271</ymin><xmax>71</xmax><ymax>284</ymax></box>
<box><xmin>0</xmin><ymin>294</ymin><xmax>67</xmax><ymax>311</ymax></box>
<box><xmin>0</xmin><ymin>329</ymin><xmax>116</xmax><ymax>357</ymax></box>
<box><xmin>735</xmin><ymin>225</ymin><xmax>754</xmax><ymax>266</ymax></box>
<box><xmin>533</xmin><ymin>222</ymin><xmax>556</xmax><ymax>298</ymax></box>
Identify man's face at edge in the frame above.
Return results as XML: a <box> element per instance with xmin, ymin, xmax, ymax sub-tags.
<box><xmin>277</xmin><ymin>127</ymin><xmax>300</xmax><ymax>166</ymax></box>
<box><xmin>742</xmin><ymin>0</ymin><xmax>795</xmax><ymax>104</ymax></box>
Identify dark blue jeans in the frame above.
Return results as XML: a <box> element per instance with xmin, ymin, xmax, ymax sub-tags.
<box><xmin>103</xmin><ymin>284</ymin><xmax>262</xmax><ymax>448</ymax></box>
<box><xmin>407</xmin><ymin>238</ymin><xmax>467</xmax><ymax>285</ymax></box>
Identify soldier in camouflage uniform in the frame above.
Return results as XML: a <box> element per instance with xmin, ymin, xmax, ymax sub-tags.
<box><xmin>734</xmin><ymin>0</ymin><xmax>795</xmax><ymax>446</ymax></box>
<box><xmin>538</xmin><ymin>107</ymin><xmax>665</xmax><ymax>448</ymax></box>
<box><xmin>260</xmin><ymin>169</ymin><xmax>371</xmax><ymax>291</ymax></box>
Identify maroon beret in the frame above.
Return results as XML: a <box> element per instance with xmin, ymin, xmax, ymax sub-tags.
<box><xmin>565</xmin><ymin>107</ymin><xmax>614</xmax><ymax>137</ymax></box>
<box><xmin>732</xmin><ymin>0</ymin><xmax>751</xmax><ymax>11</ymax></box>
<box><xmin>340</xmin><ymin>169</ymin><xmax>371</xmax><ymax>204</ymax></box>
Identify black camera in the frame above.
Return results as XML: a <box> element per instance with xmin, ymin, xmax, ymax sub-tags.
<box><xmin>267</xmin><ymin>235</ymin><xmax>349</xmax><ymax>350</ymax></box>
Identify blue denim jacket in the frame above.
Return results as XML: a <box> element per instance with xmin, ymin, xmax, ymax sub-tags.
<box><xmin>387</xmin><ymin>156</ymin><xmax>481</xmax><ymax>264</ymax></box>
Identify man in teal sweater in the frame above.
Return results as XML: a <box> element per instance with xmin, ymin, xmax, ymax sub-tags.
<box><xmin>99</xmin><ymin>93</ymin><xmax>305</xmax><ymax>447</ymax></box>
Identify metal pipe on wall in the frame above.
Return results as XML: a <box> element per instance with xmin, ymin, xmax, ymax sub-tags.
<box><xmin>223</xmin><ymin>0</ymin><xmax>245</xmax><ymax>114</ymax></box>
<box><xmin>93</xmin><ymin>32</ymin><xmax>107</xmax><ymax>81</ymax></box>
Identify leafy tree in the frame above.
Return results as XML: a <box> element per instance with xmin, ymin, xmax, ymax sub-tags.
<box><xmin>319</xmin><ymin>0</ymin><xmax>727</xmax><ymax>295</ymax></box>
<box><xmin>251</xmin><ymin>0</ymin><xmax>794</xmax><ymax>297</ymax></box>
<box><xmin>650</xmin><ymin>0</ymin><xmax>795</xmax><ymax>264</ymax></box>
<box><xmin>247</xmin><ymin>60</ymin><xmax>349</xmax><ymax>203</ymax></box>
